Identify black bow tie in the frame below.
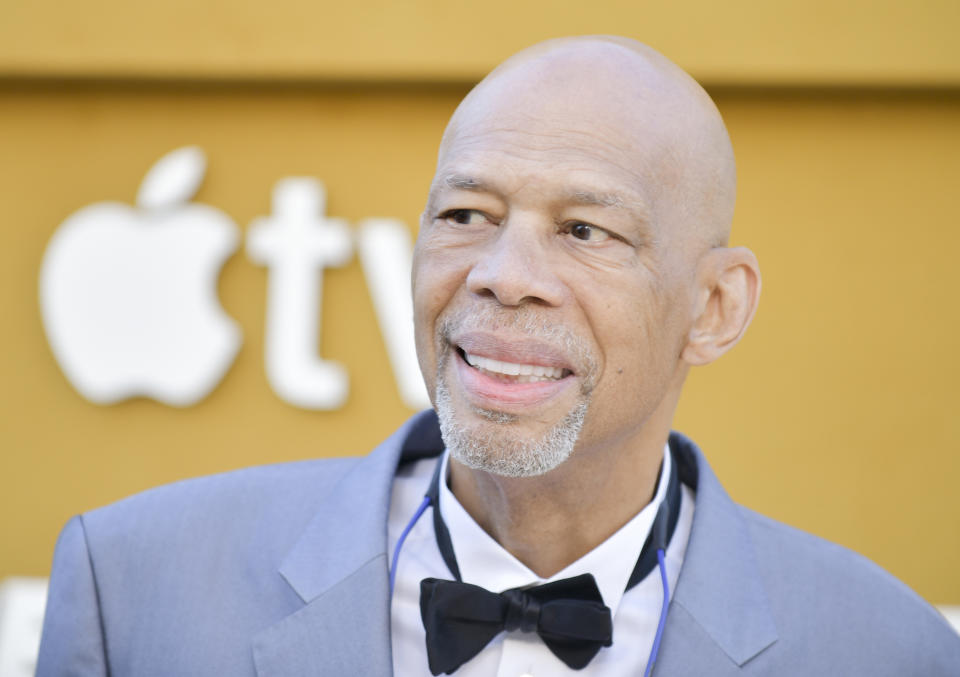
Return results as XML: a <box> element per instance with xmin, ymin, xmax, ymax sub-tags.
<box><xmin>420</xmin><ymin>573</ymin><xmax>613</xmax><ymax>675</ymax></box>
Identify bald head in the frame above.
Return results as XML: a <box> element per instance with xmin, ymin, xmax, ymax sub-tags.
<box><xmin>437</xmin><ymin>36</ymin><xmax>737</xmax><ymax>250</ymax></box>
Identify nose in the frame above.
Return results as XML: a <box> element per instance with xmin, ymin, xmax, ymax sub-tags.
<box><xmin>465</xmin><ymin>221</ymin><xmax>566</xmax><ymax>307</ymax></box>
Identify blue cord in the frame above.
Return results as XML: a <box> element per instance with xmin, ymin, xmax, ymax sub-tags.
<box><xmin>390</xmin><ymin>495</ymin><xmax>431</xmax><ymax>595</ymax></box>
<box><xmin>644</xmin><ymin>548</ymin><xmax>670</xmax><ymax>677</ymax></box>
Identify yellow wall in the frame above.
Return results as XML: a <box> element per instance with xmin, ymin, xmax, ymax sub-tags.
<box><xmin>2</xmin><ymin>2</ymin><xmax>958</xmax><ymax>606</ymax></box>
<box><xmin>3</xmin><ymin>0</ymin><xmax>959</xmax><ymax>85</ymax></box>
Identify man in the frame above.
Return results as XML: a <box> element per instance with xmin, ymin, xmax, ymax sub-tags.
<box><xmin>37</xmin><ymin>36</ymin><xmax>960</xmax><ymax>675</ymax></box>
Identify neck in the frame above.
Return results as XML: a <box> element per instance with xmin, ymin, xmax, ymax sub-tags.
<box><xmin>447</xmin><ymin>397</ymin><xmax>678</xmax><ymax>578</ymax></box>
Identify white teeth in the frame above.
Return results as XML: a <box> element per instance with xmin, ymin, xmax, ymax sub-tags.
<box><xmin>464</xmin><ymin>353</ymin><xmax>565</xmax><ymax>381</ymax></box>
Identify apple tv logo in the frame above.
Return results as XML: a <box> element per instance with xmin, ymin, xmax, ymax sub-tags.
<box><xmin>39</xmin><ymin>146</ymin><xmax>429</xmax><ymax>411</ymax></box>
<box><xmin>40</xmin><ymin>147</ymin><xmax>242</xmax><ymax>407</ymax></box>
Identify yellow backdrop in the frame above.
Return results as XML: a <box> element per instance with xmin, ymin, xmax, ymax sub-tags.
<box><xmin>1</xmin><ymin>1</ymin><xmax>958</xmax><ymax>607</ymax></box>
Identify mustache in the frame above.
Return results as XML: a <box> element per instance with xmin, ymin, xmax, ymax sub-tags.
<box><xmin>437</xmin><ymin>304</ymin><xmax>599</xmax><ymax>386</ymax></box>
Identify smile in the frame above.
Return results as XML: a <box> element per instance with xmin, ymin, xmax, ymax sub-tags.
<box><xmin>449</xmin><ymin>341</ymin><xmax>577</xmax><ymax>410</ymax></box>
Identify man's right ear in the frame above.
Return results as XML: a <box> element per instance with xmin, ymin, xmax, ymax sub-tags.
<box><xmin>681</xmin><ymin>246</ymin><xmax>761</xmax><ymax>366</ymax></box>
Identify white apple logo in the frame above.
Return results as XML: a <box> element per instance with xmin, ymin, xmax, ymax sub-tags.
<box><xmin>39</xmin><ymin>146</ymin><xmax>242</xmax><ymax>407</ymax></box>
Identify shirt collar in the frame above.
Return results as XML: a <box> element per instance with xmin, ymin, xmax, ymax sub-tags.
<box><xmin>436</xmin><ymin>444</ymin><xmax>672</xmax><ymax>617</ymax></box>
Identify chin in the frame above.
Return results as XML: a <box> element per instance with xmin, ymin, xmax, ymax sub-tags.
<box><xmin>435</xmin><ymin>376</ymin><xmax>590</xmax><ymax>478</ymax></box>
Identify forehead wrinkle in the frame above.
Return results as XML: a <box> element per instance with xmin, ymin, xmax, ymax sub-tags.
<box><xmin>432</xmin><ymin>171</ymin><xmax>652</xmax><ymax>224</ymax></box>
<box><xmin>449</xmin><ymin>120</ymin><xmax>631</xmax><ymax>161</ymax></box>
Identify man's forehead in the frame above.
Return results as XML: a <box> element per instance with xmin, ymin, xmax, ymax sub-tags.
<box><xmin>436</xmin><ymin>42</ymin><xmax>696</xmax><ymax>196</ymax></box>
<box><xmin>432</xmin><ymin>36</ymin><xmax>737</xmax><ymax>248</ymax></box>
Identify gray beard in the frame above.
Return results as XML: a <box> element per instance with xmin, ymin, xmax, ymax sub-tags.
<box><xmin>434</xmin><ymin>369</ymin><xmax>590</xmax><ymax>478</ymax></box>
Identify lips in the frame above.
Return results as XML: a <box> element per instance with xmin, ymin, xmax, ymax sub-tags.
<box><xmin>449</xmin><ymin>332</ymin><xmax>577</xmax><ymax>409</ymax></box>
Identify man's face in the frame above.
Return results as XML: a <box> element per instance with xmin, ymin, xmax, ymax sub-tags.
<box><xmin>413</xmin><ymin>66</ymin><xmax>698</xmax><ymax>477</ymax></box>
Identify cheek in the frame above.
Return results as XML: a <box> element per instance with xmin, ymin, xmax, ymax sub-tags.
<box><xmin>411</xmin><ymin>248</ymin><xmax>473</xmax><ymax>387</ymax></box>
<box><xmin>413</xmin><ymin>231</ymin><xmax>474</xmax><ymax>298</ymax></box>
<box><xmin>411</xmin><ymin>275</ymin><xmax>441</xmax><ymax>387</ymax></box>
<box><xmin>412</xmin><ymin>256</ymin><xmax>469</xmax><ymax>334</ymax></box>
<box><xmin>587</xmin><ymin>279</ymin><xmax>686</xmax><ymax>385</ymax></box>
<box><xmin>587</xmin><ymin>313</ymin><xmax>680</xmax><ymax>435</ymax></box>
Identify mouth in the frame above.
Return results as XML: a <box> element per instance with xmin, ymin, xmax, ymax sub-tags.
<box><xmin>457</xmin><ymin>348</ymin><xmax>572</xmax><ymax>384</ymax></box>
<box><xmin>448</xmin><ymin>337</ymin><xmax>578</xmax><ymax>410</ymax></box>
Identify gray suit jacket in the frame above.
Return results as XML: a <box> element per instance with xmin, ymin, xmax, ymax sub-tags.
<box><xmin>36</xmin><ymin>411</ymin><xmax>960</xmax><ymax>675</ymax></box>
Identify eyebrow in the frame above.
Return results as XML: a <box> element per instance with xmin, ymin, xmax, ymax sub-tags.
<box><xmin>564</xmin><ymin>187</ymin><xmax>652</xmax><ymax>224</ymax></box>
<box><xmin>443</xmin><ymin>173</ymin><xmax>488</xmax><ymax>191</ymax></box>
<box><xmin>424</xmin><ymin>173</ymin><xmax>488</xmax><ymax>209</ymax></box>
<box><xmin>567</xmin><ymin>189</ymin><xmax>626</xmax><ymax>209</ymax></box>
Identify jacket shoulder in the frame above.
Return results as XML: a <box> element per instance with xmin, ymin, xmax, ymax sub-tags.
<box><xmin>79</xmin><ymin>456</ymin><xmax>365</xmax><ymax>566</ymax></box>
<box><xmin>44</xmin><ymin>456</ymin><xmax>372</xmax><ymax>674</ymax></box>
<box><xmin>740</xmin><ymin>507</ymin><xmax>960</xmax><ymax>673</ymax></box>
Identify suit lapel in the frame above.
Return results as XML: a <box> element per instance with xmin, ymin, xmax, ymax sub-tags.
<box><xmin>654</xmin><ymin>434</ymin><xmax>779</xmax><ymax>674</ymax></box>
<box><xmin>252</xmin><ymin>411</ymin><xmax>442</xmax><ymax>677</ymax></box>
<box><xmin>252</xmin><ymin>557</ymin><xmax>393</xmax><ymax>675</ymax></box>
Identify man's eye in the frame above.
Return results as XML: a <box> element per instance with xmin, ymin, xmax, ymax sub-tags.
<box><xmin>567</xmin><ymin>222</ymin><xmax>611</xmax><ymax>242</ymax></box>
<box><xmin>442</xmin><ymin>209</ymin><xmax>487</xmax><ymax>225</ymax></box>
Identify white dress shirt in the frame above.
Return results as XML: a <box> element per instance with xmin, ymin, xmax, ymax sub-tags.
<box><xmin>388</xmin><ymin>445</ymin><xmax>695</xmax><ymax>677</ymax></box>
